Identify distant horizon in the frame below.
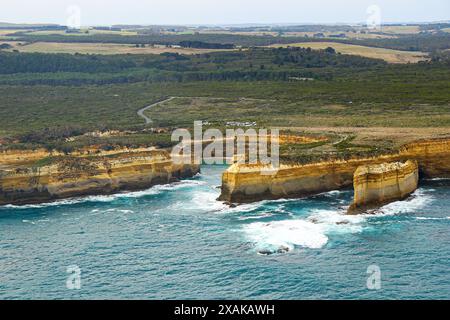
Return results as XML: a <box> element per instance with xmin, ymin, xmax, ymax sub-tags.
<box><xmin>1</xmin><ymin>0</ymin><xmax>449</xmax><ymax>27</ymax></box>
<box><xmin>1</xmin><ymin>20</ymin><xmax>450</xmax><ymax>28</ymax></box>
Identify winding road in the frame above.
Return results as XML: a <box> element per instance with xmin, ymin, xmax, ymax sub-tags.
<box><xmin>137</xmin><ymin>97</ymin><xmax>177</xmax><ymax>125</ymax></box>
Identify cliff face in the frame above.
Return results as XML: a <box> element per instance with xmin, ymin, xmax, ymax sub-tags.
<box><xmin>400</xmin><ymin>139</ymin><xmax>450</xmax><ymax>178</ymax></box>
<box><xmin>219</xmin><ymin>138</ymin><xmax>450</xmax><ymax>203</ymax></box>
<box><xmin>348</xmin><ymin>160</ymin><xmax>419</xmax><ymax>214</ymax></box>
<box><xmin>0</xmin><ymin>150</ymin><xmax>200</xmax><ymax>205</ymax></box>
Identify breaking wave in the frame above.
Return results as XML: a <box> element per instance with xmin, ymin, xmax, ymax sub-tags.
<box><xmin>241</xmin><ymin>188</ymin><xmax>436</xmax><ymax>254</ymax></box>
<box><xmin>243</xmin><ymin>207</ymin><xmax>365</xmax><ymax>253</ymax></box>
<box><xmin>243</xmin><ymin>219</ymin><xmax>329</xmax><ymax>252</ymax></box>
<box><xmin>373</xmin><ymin>189</ymin><xmax>434</xmax><ymax>216</ymax></box>
<box><xmin>415</xmin><ymin>216</ymin><xmax>450</xmax><ymax>221</ymax></box>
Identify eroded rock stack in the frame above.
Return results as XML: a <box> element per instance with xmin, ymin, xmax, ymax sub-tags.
<box><xmin>219</xmin><ymin>138</ymin><xmax>449</xmax><ymax>204</ymax></box>
<box><xmin>347</xmin><ymin>160</ymin><xmax>419</xmax><ymax>214</ymax></box>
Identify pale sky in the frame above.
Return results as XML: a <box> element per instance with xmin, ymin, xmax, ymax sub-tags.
<box><xmin>1</xmin><ymin>0</ymin><xmax>449</xmax><ymax>26</ymax></box>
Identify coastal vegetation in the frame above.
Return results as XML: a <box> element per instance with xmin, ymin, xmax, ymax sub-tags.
<box><xmin>0</xmin><ymin>22</ymin><xmax>449</xmax><ymax>163</ymax></box>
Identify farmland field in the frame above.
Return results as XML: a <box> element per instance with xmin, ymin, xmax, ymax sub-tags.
<box><xmin>2</xmin><ymin>41</ymin><xmax>236</xmax><ymax>55</ymax></box>
<box><xmin>378</xmin><ymin>25</ymin><xmax>422</xmax><ymax>34</ymax></box>
<box><xmin>268</xmin><ymin>41</ymin><xmax>429</xmax><ymax>63</ymax></box>
<box><xmin>24</xmin><ymin>29</ymin><xmax>139</xmax><ymax>36</ymax></box>
<box><xmin>281</xmin><ymin>31</ymin><xmax>397</xmax><ymax>39</ymax></box>
<box><xmin>0</xmin><ymin>29</ymin><xmax>27</xmax><ymax>35</ymax></box>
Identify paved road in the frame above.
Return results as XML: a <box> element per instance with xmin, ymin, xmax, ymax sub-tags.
<box><xmin>137</xmin><ymin>97</ymin><xmax>176</xmax><ymax>125</ymax></box>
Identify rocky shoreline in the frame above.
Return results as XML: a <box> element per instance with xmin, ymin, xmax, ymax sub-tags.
<box><xmin>2</xmin><ymin>138</ymin><xmax>449</xmax><ymax>210</ymax></box>
<box><xmin>219</xmin><ymin>138</ymin><xmax>450</xmax><ymax>212</ymax></box>
<box><xmin>0</xmin><ymin>148</ymin><xmax>200</xmax><ymax>206</ymax></box>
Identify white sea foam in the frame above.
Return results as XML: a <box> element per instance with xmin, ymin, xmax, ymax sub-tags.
<box><xmin>238</xmin><ymin>212</ymin><xmax>276</xmax><ymax>221</ymax></box>
<box><xmin>243</xmin><ymin>207</ymin><xmax>367</xmax><ymax>253</ymax></box>
<box><xmin>243</xmin><ymin>220</ymin><xmax>329</xmax><ymax>251</ymax></box>
<box><xmin>268</xmin><ymin>197</ymin><xmax>305</xmax><ymax>204</ymax></box>
<box><xmin>4</xmin><ymin>198</ymin><xmax>86</xmax><ymax>209</ymax></box>
<box><xmin>239</xmin><ymin>186</ymin><xmax>438</xmax><ymax>254</ymax></box>
<box><xmin>321</xmin><ymin>190</ymin><xmax>345</xmax><ymax>197</ymax></box>
<box><xmin>1</xmin><ymin>180</ymin><xmax>205</xmax><ymax>209</ymax></box>
<box><xmin>190</xmin><ymin>190</ymin><xmax>228</xmax><ymax>212</ymax></box>
<box><xmin>415</xmin><ymin>217</ymin><xmax>450</xmax><ymax>221</ymax></box>
<box><xmin>218</xmin><ymin>197</ymin><xmax>300</xmax><ymax>215</ymax></box>
<box><xmin>307</xmin><ymin>209</ymin><xmax>365</xmax><ymax>234</ymax></box>
<box><xmin>374</xmin><ymin>189</ymin><xmax>434</xmax><ymax>216</ymax></box>
<box><xmin>118</xmin><ymin>209</ymin><xmax>134</xmax><ymax>214</ymax></box>
<box><xmin>244</xmin><ymin>205</ymin><xmax>368</xmax><ymax>250</ymax></box>
<box><xmin>218</xmin><ymin>202</ymin><xmax>266</xmax><ymax>215</ymax></box>
<box><xmin>166</xmin><ymin>187</ymin><xmax>228</xmax><ymax>213</ymax></box>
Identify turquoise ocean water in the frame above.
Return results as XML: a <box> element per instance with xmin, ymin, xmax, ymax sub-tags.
<box><xmin>0</xmin><ymin>165</ymin><xmax>449</xmax><ymax>299</ymax></box>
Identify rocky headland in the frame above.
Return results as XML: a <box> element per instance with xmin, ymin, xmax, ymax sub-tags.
<box><xmin>0</xmin><ymin>147</ymin><xmax>200</xmax><ymax>206</ymax></box>
<box><xmin>348</xmin><ymin>160</ymin><xmax>419</xmax><ymax>214</ymax></box>
<box><xmin>219</xmin><ymin>138</ymin><xmax>450</xmax><ymax>210</ymax></box>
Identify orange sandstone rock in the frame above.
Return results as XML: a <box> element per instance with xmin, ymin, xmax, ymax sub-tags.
<box><xmin>219</xmin><ymin>138</ymin><xmax>449</xmax><ymax>203</ymax></box>
<box><xmin>347</xmin><ymin>160</ymin><xmax>419</xmax><ymax>214</ymax></box>
<box><xmin>0</xmin><ymin>150</ymin><xmax>199</xmax><ymax>206</ymax></box>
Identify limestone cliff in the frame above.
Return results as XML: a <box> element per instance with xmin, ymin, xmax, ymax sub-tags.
<box><xmin>219</xmin><ymin>138</ymin><xmax>449</xmax><ymax>203</ymax></box>
<box><xmin>0</xmin><ymin>149</ymin><xmax>199</xmax><ymax>206</ymax></box>
<box><xmin>400</xmin><ymin>138</ymin><xmax>450</xmax><ymax>178</ymax></box>
<box><xmin>348</xmin><ymin>160</ymin><xmax>419</xmax><ymax>214</ymax></box>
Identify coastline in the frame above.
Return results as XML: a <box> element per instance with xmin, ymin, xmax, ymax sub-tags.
<box><xmin>1</xmin><ymin>138</ymin><xmax>449</xmax><ymax>207</ymax></box>
<box><xmin>0</xmin><ymin>148</ymin><xmax>200</xmax><ymax>206</ymax></box>
<box><xmin>220</xmin><ymin>138</ymin><xmax>450</xmax><ymax>204</ymax></box>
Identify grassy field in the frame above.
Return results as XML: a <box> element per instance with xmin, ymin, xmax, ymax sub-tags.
<box><xmin>0</xmin><ymin>29</ymin><xmax>25</xmax><ymax>40</ymax></box>
<box><xmin>192</xmin><ymin>30</ymin><xmax>383</xmax><ymax>39</ymax></box>
<box><xmin>285</xmin><ymin>127</ymin><xmax>450</xmax><ymax>148</ymax></box>
<box><xmin>268</xmin><ymin>42</ymin><xmax>429</xmax><ymax>63</ymax></box>
<box><xmin>0</xmin><ymin>29</ymin><xmax>27</xmax><ymax>36</ymax></box>
<box><xmin>163</xmin><ymin>28</ymin><xmax>415</xmax><ymax>39</ymax></box>
<box><xmin>169</xmin><ymin>30</ymin><xmax>281</xmax><ymax>37</ymax></box>
<box><xmin>165</xmin><ymin>25</ymin><xmax>431</xmax><ymax>39</ymax></box>
<box><xmin>0</xmin><ymin>74</ymin><xmax>448</xmax><ymax>134</ymax></box>
<box><xmin>379</xmin><ymin>25</ymin><xmax>421</xmax><ymax>34</ymax></box>
<box><xmin>0</xmin><ymin>75</ymin><xmax>448</xmax><ymax>156</ymax></box>
<box><xmin>1</xmin><ymin>82</ymin><xmax>448</xmax><ymax>156</ymax></box>
<box><xmin>281</xmin><ymin>31</ymin><xmax>396</xmax><ymax>39</ymax></box>
<box><xmin>3</xmin><ymin>41</ymin><xmax>236</xmax><ymax>55</ymax></box>
<box><xmin>145</xmin><ymin>96</ymin><xmax>450</xmax><ymax>129</ymax></box>
<box><xmin>24</xmin><ymin>29</ymin><xmax>139</xmax><ymax>36</ymax></box>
